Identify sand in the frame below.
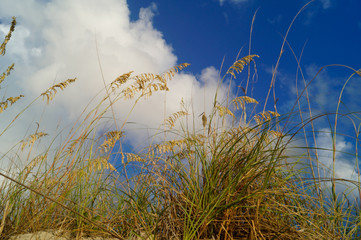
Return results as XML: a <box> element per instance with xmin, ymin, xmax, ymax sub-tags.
<box><xmin>8</xmin><ymin>231</ymin><xmax>119</xmax><ymax>240</ymax></box>
<box><xmin>8</xmin><ymin>230</ymin><xmax>155</xmax><ymax>240</ymax></box>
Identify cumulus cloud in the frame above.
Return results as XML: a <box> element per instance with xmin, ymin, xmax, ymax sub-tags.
<box><xmin>313</xmin><ymin>127</ymin><xmax>361</xmax><ymax>198</ymax></box>
<box><xmin>315</xmin><ymin>128</ymin><xmax>354</xmax><ymax>178</ymax></box>
<box><xmin>284</xmin><ymin>126</ymin><xmax>359</xmax><ymax>199</ymax></box>
<box><xmin>0</xmin><ymin>0</ymin><xmax>229</xmax><ymax>163</ymax></box>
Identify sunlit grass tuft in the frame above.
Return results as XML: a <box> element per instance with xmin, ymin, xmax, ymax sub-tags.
<box><xmin>1</xmin><ymin>14</ymin><xmax>361</xmax><ymax>240</ymax></box>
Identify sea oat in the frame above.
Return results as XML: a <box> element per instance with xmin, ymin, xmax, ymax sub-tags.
<box><xmin>0</xmin><ymin>95</ymin><xmax>24</xmax><ymax>113</ymax></box>
<box><xmin>41</xmin><ymin>78</ymin><xmax>77</xmax><ymax>104</ymax></box>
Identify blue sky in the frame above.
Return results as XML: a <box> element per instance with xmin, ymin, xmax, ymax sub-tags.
<box><xmin>128</xmin><ymin>0</ymin><xmax>361</xmax><ymax>111</ymax></box>
<box><xmin>129</xmin><ymin>0</ymin><xmax>361</xmax><ymax>187</ymax></box>
<box><xmin>0</xmin><ymin>0</ymin><xmax>361</xmax><ymax>190</ymax></box>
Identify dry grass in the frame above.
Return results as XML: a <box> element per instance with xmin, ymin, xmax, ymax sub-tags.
<box><xmin>1</xmin><ymin>13</ymin><xmax>361</xmax><ymax>240</ymax></box>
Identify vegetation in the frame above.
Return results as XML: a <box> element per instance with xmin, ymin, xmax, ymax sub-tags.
<box><xmin>1</xmin><ymin>15</ymin><xmax>361</xmax><ymax>240</ymax></box>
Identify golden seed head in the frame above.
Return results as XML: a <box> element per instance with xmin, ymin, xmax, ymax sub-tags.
<box><xmin>202</xmin><ymin>113</ymin><xmax>207</xmax><ymax>128</ymax></box>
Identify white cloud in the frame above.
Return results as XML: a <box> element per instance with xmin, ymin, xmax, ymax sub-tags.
<box><xmin>0</xmin><ymin>24</ymin><xmax>30</xmax><ymax>61</ymax></box>
<box><xmin>0</xmin><ymin>0</ymin><xmax>230</xmax><ymax>168</ymax></box>
<box><xmin>280</xmin><ymin>126</ymin><xmax>359</xmax><ymax>201</ymax></box>
<box><xmin>314</xmin><ymin>128</ymin><xmax>360</xmax><ymax>198</ymax></box>
<box><xmin>315</xmin><ymin>128</ymin><xmax>354</xmax><ymax>177</ymax></box>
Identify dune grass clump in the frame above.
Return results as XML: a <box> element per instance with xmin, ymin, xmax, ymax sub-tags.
<box><xmin>0</xmin><ymin>15</ymin><xmax>361</xmax><ymax>240</ymax></box>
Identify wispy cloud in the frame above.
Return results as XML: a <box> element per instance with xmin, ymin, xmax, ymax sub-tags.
<box><xmin>218</xmin><ymin>0</ymin><xmax>249</xmax><ymax>6</ymax></box>
<box><xmin>303</xmin><ymin>0</ymin><xmax>333</xmax><ymax>24</ymax></box>
<box><xmin>320</xmin><ymin>0</ymin><xmax>332</xmax><ymax>9</ymax></box>
<box><xmin>300</xmin><ymin>64</ymin><xmax>344</xmax><ymax>113</ymax></box>
<box><xmin>267</xmin><ymin>14</ymin><xmax>283</xmax><ymax>27</ymax></box>
<box><xmin>272</xmin><ymin>63</ymin><xmax>361</xmax><ymax>197</ymax></box>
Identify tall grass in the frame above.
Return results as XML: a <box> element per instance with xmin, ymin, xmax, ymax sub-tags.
<box><xmin>1</xmin><ymin>13</ymin><xmax>361</xmax><ymax>240</ymax></box>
